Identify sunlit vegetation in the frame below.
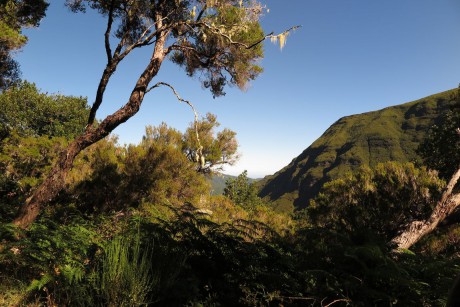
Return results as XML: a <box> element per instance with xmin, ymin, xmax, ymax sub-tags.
<box><xmin>308</xmin><ymin>162</ymin><xmax>445</xmax><ymax>241</ymax></box>
<box><xmin>2</xmin><ymin>1</ymin><xmax>460</xmax><ymax>306</ymax></box>
<box><xmin>259</xmin><ymin>89</ymin><xmax>458</xmax><ymax>210</ymax></box>
<box><xmin>1</xmin><ymin>82</ymin><xmax>460</xmax><ymax>306</ymax></box>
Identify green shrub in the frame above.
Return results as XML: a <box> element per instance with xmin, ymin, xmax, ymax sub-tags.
<box><xmin>97</xmin><ymin>233</ymin><xmax>156</xmax><ymax>306</ymax></box>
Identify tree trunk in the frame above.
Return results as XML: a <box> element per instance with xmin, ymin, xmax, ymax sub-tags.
<box><xmin>391</xmin><ymin>167</ymin><xmax>460</xmax><ymax>250</ymax></box>
<box><xmin>13</xmin><ymin>35</ymin><xmax>167</xmax><ymax>229</ymax></box>
<box><xmin>12</xmin><ymin>133</ymin><xmax>95</xmax><ymax>227</ymax></box>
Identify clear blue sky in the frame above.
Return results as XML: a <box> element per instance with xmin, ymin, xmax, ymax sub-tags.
<box><xmin>15</xmin><ymin>0</ymin><xmax>460</xmax><ymax>178</ymax></box>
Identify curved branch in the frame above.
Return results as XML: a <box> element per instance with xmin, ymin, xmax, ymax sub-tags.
<box><xmin>146</xmin><ymin>81</ymin><xmax>205</xmax><ymax>170</ymax></box>
<box><xmin>165</xmin><ymin>22</ymin><xmax>301</xmax><ymax>55</ymax></box>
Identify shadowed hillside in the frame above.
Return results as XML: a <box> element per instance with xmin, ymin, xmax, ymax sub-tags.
<box><xmin>258</xmin><ymin>89</ymin><xmax>458</xmax><ymax>211</ymax></box>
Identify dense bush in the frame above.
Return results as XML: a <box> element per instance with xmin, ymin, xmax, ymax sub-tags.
<box><xmin>308</xmin><ymin>162</ymin><xmax>445</xmax><ymax>241</ymax></box>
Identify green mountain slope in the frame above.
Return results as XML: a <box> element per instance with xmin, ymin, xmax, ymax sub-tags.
<box><xmin>210</xmin><ymin>174</ymin><xmax>259</xmax><ymax>195</ymax></box>
<box><xmin>209</xmin><ymin>174</ymin><xmax>235</xmax><ymax>195</ymax></box>
<box><xmin>258</xmin><ymin>89</ymin><xmax>458</xmax><ymax>211</ymax></box>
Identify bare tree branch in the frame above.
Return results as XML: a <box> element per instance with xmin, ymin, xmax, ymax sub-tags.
<box><xmin>147</xmin><ymin>81</ymin><xmax>206</xmax><ymax>170</ymax></box>
<box><xmin>266</xmin><ymin>25</ymin><xmax>302</xmax><ymax>50</ymax></box>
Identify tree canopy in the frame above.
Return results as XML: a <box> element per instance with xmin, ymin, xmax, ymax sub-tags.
<box><xmin>418</xmin><ymin>105</ymin><xmax>460</xmax><ymax>179</ymax></box>
<box><xmin>0</xmin><ymin>81</ymin><xmax>90</xmax><ymax>140</ymax></box>
<box><xmin>66</xmin><ymin>0</ymin><xmax>265</xmax><ymax>99</ymax></box>
<box><xmin>223</xmin><ymin>170</ymin><xmax>262</xmax><ymax>209</ymax></box>
<box><xmin>183</xmin><ymin>113</ymin><xmax>238</xmax><ymax>172</ymax></box>
<box><xmin>0</xmin><ymin>0</ymin><xmax>49</xmax><ymax>90</ymax></box>
<box><xmin>13</xmin><ymin>0</ymin><xmax>297</xmax><ymax>228</ymax></box>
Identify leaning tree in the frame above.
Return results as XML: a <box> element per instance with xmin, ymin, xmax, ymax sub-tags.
<box><xmin>13</xmin><ymin>0</ymin><xmax>298</xmax><ymax>228</ymax></box>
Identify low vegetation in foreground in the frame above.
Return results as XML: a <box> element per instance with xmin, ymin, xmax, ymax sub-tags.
<box><xmin>1</xmin><ymin>84</ymin><xmax>460</xmax><ymax>306</ymax></box>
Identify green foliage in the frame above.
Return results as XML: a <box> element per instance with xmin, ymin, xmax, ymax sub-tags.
<box><xmin>0</xmin><ymin>45</ymin><xmax>20</xmax><ymax>92</ymax></box>
<box><xmin>418</xmin><ymin>102</ymin><xmax>460</xmax><ymax>179</ymax></box>
<box><xmin>126</xmin><ymin>142</ymin><xmax>196</xmax><ymax>206</ymax></box>
<box><xmin>259</xmin><ymin>89</ymin><xmax>457</xmax><ymax>209</ymax></box>
<box><xmin>289</xmin><ymin>227</ymin><xmax>460</xmax><ymax>306</ymax></box>
<box><xmin>417</xmin><ymin>222</ymin><xmax>460</xmax><ymax>257</ymax></box>
<box><xmin>70</xmin><ymin>137</ymin><xmax>125</xmax><ymax>213</ymax></box>
<box><xmin>309</xmin><ymin>162</ymin><xmax>445</xmax><ymax>240</ymax></box>
<box><xmin>143</xmin><ymin>122</ymin><xmax>183</xmax><ymax>149</ymax></box>
<box><xmin>169</xmin><ymin>1</ymin><xmax>265</xmax><ymax>97</ymax></box>
<box><xmin>97</xmin><ymin>233</ymin><xmax>155</xmax><ymax>306</ymax></box>
<box><xmin>0</xmin><ymin>132</ymin><xmax>68</xmax><ymax>220</ymax></box>
<box><xmin>0</xmin><ymin>0</ymin><xmax>49</xmax><ymax>89</ymax></box>
<box><xmin>0</xmin><ymin>213</ymin><xmax>101</xmax><ymax>306</ymax></box>
<box><xmin>26</xmin><ymin>273</ymin><xmax>53</xmax><ymax>293</ymax></box>
<box><xmin>0</xmin><ymin>82</ymin><xmax>90</xmax><ymax>219</ymax></box>
<box><xmin>224</xmin><ymin>170</ymin><xmax>263</xmax><ymax>210</ymax></box>
<box><xmin>143</xmin><ymin>115</ymin><xmax>238</xmax><ymax>174</ymax></box>
<box><xmin>0</xmin><ymin>275</ymin><xmax>29</xmax><ymax>306</ymax></box>
<box><xmin>183</xmin><ymin>113</ymin><xmax>239</xmax><ymax>173</ymax></box>
<box><xmin>142</xmin><ymin>204</ymin><xmax>460</xmax><ymax>306</ymax></box>
<box><xmin>0</xmin><ymin>132</ymin><xmax>67</xmax><ymax>187</ymax></box>
<box><xmin>24</xmin><ymin>218</ymin><xmax>98</xmax><ymax>272</ymax></box>
<box><xmin>0</xmin><ymin>77</ymin><xmax>458</xmax><ymax>306</ymax></box>
<box><xmin>0</xmin><ymin>0</ymin><xmax>48</xmax><ymax>48</ymax></box>
<box><xmin>145</xmin><ymin>204</ymin><xmax>293</xmax><ymax>305</ymax></box>
<box><xmin>69</xmin><ymin>126</ymin><xmax>210</xmax><ymax>214</ymax></box>
<box><xmin>2</xmin><ymin>199</ymin><xmax>458</xmax><ymax>306</ymax></box>
<box><xmin>67</xmin><ymin>0</ymin><xmax>265</xmax><ymax>97</ymax></box>
<box><xmin>0</xmin><ymin>81</ymin><xmax>89</xmax><ymax>139</ymax></box>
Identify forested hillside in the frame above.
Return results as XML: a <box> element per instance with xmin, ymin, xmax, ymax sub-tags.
<box><xmin>259</xmin><ymin>89</ymin><xmax>458</xmax><ymax>211</ymax></box>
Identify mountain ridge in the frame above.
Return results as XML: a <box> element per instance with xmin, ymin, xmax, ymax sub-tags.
<box><xmin>258</xmin><ymin>89</ymin><xmax>458</xmax><ymax>212</ymax></box>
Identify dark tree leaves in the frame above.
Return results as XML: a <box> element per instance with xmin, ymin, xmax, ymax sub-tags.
<box><xmin>418</xmin><ymin>108</ymin><xmax>460</xmax><ymax>179</ymax></box>
<box><xmin>0</xmin><ymin>0</ymin><xmax>49</xmax><ymax>90</ymax></box>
